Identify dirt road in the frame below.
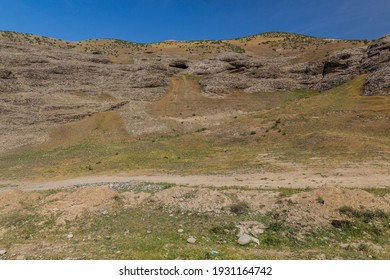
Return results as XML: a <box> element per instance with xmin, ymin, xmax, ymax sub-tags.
<box><xmin>1</xmin><ymin>163</ymin><xmax>389</xmax><ymax>192</ymax></box>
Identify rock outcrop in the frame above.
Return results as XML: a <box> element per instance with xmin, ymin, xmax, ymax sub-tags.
<box><xmin>0</xmin><ymin>42</ymin><xmax>178</xmax><ymax>100</ymax></box>
<box><xmin>360</xmin><ymin>34</ymin><xmax>390</xmax><ymax>95</ymax></box>
<box><xmin>313</xmin><ymin>47</ymin><xmax>366</xmax><ymax>91</ymax></box>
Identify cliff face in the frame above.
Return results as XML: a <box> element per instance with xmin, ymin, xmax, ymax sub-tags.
<box><xmin>360</xmin><ymin>34</ymin><xmax>390</xmax><ymax>96</ymax></box>
<box><xmin>187</xmin><ymin>36</ymin><xmax>389</xmax><ymax>96</ymax></box>
<box><xmin>1</xmin><ymin>34</ymin><xmax>388</xmax><ymax>98</ymax></box>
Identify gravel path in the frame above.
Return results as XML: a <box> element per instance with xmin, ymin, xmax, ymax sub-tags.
<box><xmin>1</xmin><ymin>162</ymin><xmax>389</xmax><ymax>192</ymax></box>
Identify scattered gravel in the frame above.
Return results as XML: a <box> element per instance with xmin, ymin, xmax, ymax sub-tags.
<box><xmin>71</xmin><ymin>181</ymin><xmax>168</xmax><ymax>192</ymax></box>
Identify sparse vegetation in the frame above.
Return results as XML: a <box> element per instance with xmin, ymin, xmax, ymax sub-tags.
<box><xmin>0</xmin><ymin>30</ymin><xmax>388</xmax><ymax>261</ymax></box>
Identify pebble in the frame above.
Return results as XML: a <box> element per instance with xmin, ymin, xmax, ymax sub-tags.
<box><xmin>0</xmin><ymin>249</ymin><xmax>6</xmax><ymax>255</ymax></box>
<box><xmin>105</xmin><ymin>236</ymin><xmax>111</xmax><ymax>240</ymax></box>
<box><xmin>147</xmin><ymin>231</ymin><xmax>152</xmax><ymax>234</ymax></box>
<box><xmin>178</xmin><ymin>229</ymin><xmax>184</xmax><ymax>233</ymax></box>
<box><xmin>66</xmin><ymin>233</ymin><xmax>74</xmax><ymax>239</ymax></box>
<box><xmin>187</xmin><ymin>236</ymin><xmax>196</xmax><ymax>244</ymax></box>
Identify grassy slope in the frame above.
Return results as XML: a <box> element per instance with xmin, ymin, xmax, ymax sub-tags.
<box><xmin>0</xmin><ymin>75</ymin><xmax>389</xmax><ymax>180</ymax></box>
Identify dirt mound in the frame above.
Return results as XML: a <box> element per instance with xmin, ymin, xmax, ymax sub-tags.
<box><xmin>0</xmin><ymin>190</ymin><xmax>40</xmax><ymax>215</ymax></box>
<box><xmin>40</xmin><ymin>187</ymin><xmax>117</xmax><ymax>225</ymax></box>
<box><xmin>152</xmin><ymin>186</ymin><xmax>233</xmax><ymax>213</ymax></box>
<box><xmin>278</xmin><ymin>186</ymin><xmax>390</xmax><ymax>228</ymax></box>
<box><xmin>121</xmin><ymin>191</ymin><xmax>152</xmax><ymax>208</ymax></box>
<box><xmin>225</xmin><ymin>190</ymin><xmax>279</xmax><ymax>214</ymax></box>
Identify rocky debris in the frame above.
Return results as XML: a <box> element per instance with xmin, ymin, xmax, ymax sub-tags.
<box><xmin>70</xmin><ymin>181</ymin><xmax>167</xmax><ymax>192</ymax></box>
<box><xmin>66</xmin><ymin>233</ymin><xmax>74</xmax><ymax>239</ymax></box>
<box><xmin>187</xmin><ymin>236</ymin><xmax>196</xmax><ymax>244</ymax></box>
<box><xmin>152</xmin><ymin>186</ymin><xmax>232</xmax><ymax>213</ymax></box>
<box><xmin>237</xmin><ymin>221</ymin><xmax>267</xmax><ymax>237</ymax></box>
<box><xmin>361</xmin><ymin>34</ymin><xmax>390</xmax><ymax>95</ymax></box>
<box><xmin>0</xmin><ymin>249</ymin><xmax>7</xmax><ymax>255</ymax></box>
<box><xmin>236</xmin><ymin>221</ymin><xmax>264</xmax><ymax>246</ymax></box>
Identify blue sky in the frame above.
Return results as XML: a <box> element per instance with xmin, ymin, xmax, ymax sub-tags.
<box><xmin>0</xmin><ymin>0</ymin><xmax>389</xmax><ymax>42</ymax></box>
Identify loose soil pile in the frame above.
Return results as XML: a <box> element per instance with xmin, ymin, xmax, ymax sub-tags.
<box><xmin>1</xmin><ymin>185</ymin><xmax>388</xmax><ymax>229</ymax></box>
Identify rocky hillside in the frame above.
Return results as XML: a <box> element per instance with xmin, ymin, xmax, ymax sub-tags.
<box><xmin>1</xmin><ymin>31</ymin><xmax>388</xmax><ymax>97</ymax></box>
<box><xmin>0</xmin><ymin>31</ymin><xmax>389</xmax><ymax>153</ymax></box>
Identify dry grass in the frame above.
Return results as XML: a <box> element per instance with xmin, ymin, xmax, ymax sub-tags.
<box><xmin>42</xmin><ymin>112</ymin><xmax>131</xmax><ymax>149</ymax></box>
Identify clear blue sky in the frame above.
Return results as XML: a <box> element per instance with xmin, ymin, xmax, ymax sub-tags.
<box><xmin>0</xmin><ymin>0</ymin><xmax>389</xmax><ymax>43</ymax></box>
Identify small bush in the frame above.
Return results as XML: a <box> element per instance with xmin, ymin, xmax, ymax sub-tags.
<box><xmin>316</xmin><ymin>196</ymin><xmax>325</xmax><ymax>204</ymax></box>
<box><xmin>230</xmin><ymin>203</ymin><xmax>250</xmax><ymax>215</ymax></box>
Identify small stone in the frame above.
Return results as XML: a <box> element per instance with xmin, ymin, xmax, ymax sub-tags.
<box><xmin>0</xmin><ymin>249</ymin><xmax>7</xmax><ymax>255</ymax></box>
<box><xmin>147</xmin><ymin>231</ymin><xmax>152</xmax><ymax>234</ymax></box>
<box><xmin>237</xmin><ymin>234</ymin><xmax>252</xmax><ymax>245</ymax></box>
<box><xmin>105</xmin><ymin>236</ymin><xmax>111</xmax><ymax>240</ymax></box>
<box><xmin>187</xmin><ymin>236</ymin><xmax>196</xmax><ymax>244</ymax></box>
<box><xmin>66</xmin><ymin>233</ymin><xmax>74</xmax><ymax>239</ymax></box>
<box><xmin>178</xmin><ymin>229</ymin><xmax>184</xmax><ymax>233</ymax></box>
<box><xmin>102</xmin><ymin>210</ymin><xmax>109</xmax><ymax>215</ymax></box>
<box><xmin>237</xmin><ymin>234</ymin><xmax>259</xmax><ymax>245</ymax></box>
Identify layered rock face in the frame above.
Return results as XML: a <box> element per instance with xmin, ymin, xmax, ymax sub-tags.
<box><xmin>360</xmin><ymin>34</ymin><xmax>390</xmax><ymax>96</ymax></box>
<box><xmin>0</xmin><ymin>34</ymin><xmax>389</xmax><ymax>100</ymax></box>
<box><xmin>167</xmin><ymin>35</ymin><xmax>388</xmax><ymax>96</ymax></box>
<box><xmin>0</xmin><ymin>43</ymin><xmax>179</xmax><ymax>100</ymax></box>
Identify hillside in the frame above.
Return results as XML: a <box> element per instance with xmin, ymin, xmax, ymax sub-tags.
<box><xmin>0</xmin><ymin>31</ymin><xmax>389</xmax><ymax>260</ymax></box>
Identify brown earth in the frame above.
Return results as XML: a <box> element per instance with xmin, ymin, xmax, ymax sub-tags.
<box><xmin>0</xmin><ymin>185</ymin><xmax>388</xmax><ymax>228</ymax></box>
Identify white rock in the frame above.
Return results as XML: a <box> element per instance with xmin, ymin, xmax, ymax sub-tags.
<box><xmin>187</xmin><ymin>236</ymin><xmax>196</xmax><ymax>244</ymax></box>
<box><xmin>66</xmin><ymin>233</ymin><xmax>74</xmax><ymax>239</ymax></box>
<box><xmin>237</xmin><ymin>234</ymin><xmax>259</xmax><ymax>246</ymax></box>
<box><xmin>237</xmin><ymin>234</ymin><xmax>252</xmax><ymax>245</ymax></box>
<box><xmin>178</xmin><ymin>229</ymin><xmax>184</xmax><ymax>233</ymax></box>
